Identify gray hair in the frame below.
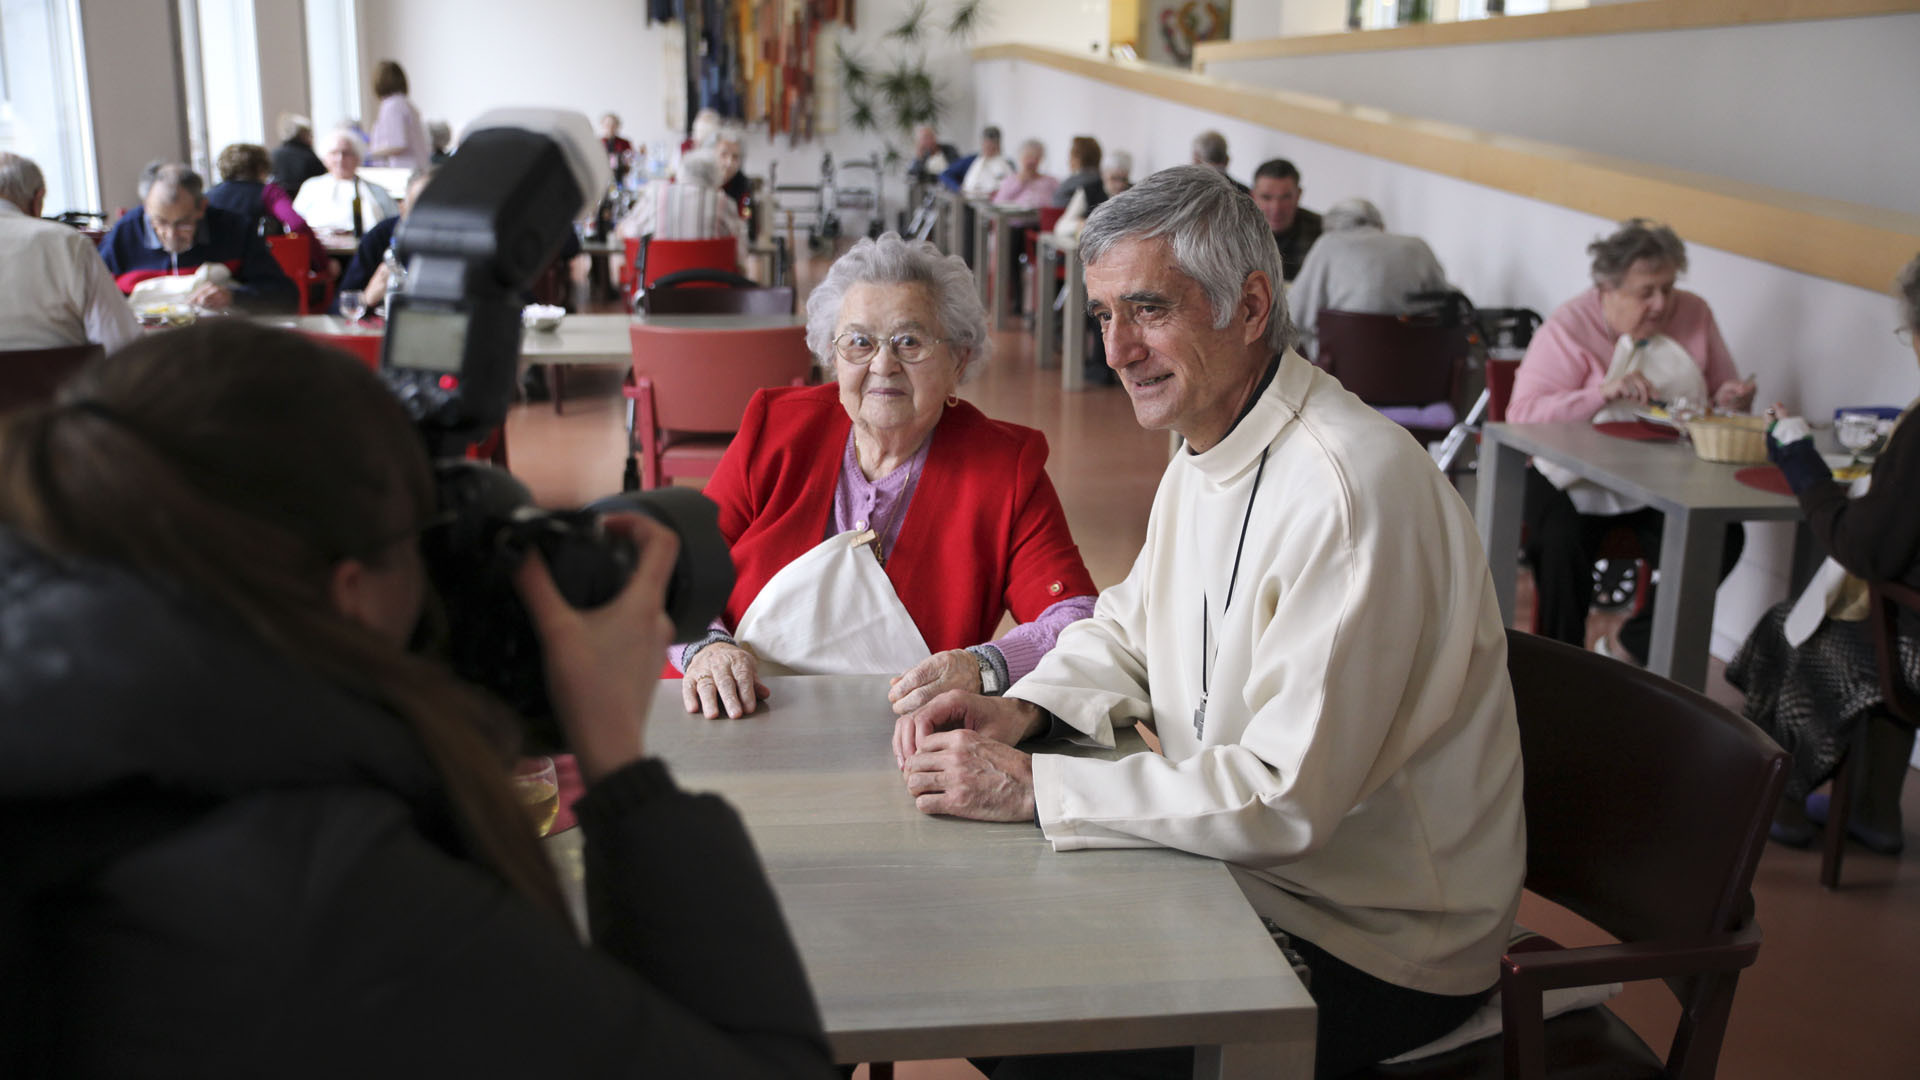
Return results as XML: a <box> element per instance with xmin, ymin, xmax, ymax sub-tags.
<box><xmin>1080</xmin><ymin>165</ymin><xmax>1293</xmax><ymax>354</ymax></box>
<box><xmin>426</xmin><ymin>119</ymin><xmax>451</xmax><ymax>151</ymax></box>
<box><xmin>1324</xmin><ymin>198</ymin><xmax>1384</xmax><ymax>233</ymax></box>
<box><xmin>677</xmin><ymin>150</ymin><xmax>721</xmax><ymax>189</ymax></box>
<box><xmin>1102</xmin><ymin>149</ymin><xmax>1132</xmax><ymax>177</ymax></box>
<box><xmin>277</xmin><ymin>112</ymin><xmax>312</xmax><ymax>142</ymax></box>
<box><xmin>1018</xmin><ymin>138</ymin><xmax>1044</xmax><ymax>160</ymax></box>
<box><xmin>981</xmin><ymin>125</ymin><xmax>1002</xmax><ymax>143</ymax></box>
<box><xmin>1897</xmin><ymin>252</ymin><xmax>1920</xmax><ymax>335</ymax></box>
<box><xmin>1588</xmin><ymin>218</ymin><xmax>1688</xmax><ymax>289</ymax></box>
<box><xmin>1191</xmin><ymin>130</ymin><xmax>1229</xmax><ymax>167</ymax></box>
<box><xmin>323</xmin><ymin>128</ymin><xmax>368</xmax><ymax>160</ymax></box>
<box><xmin>805</xmin><ymin>233</ymin><xmax>992</xmax><ymax>382</ymax></box>
<box><xmin>138</xmin><ymin>162</ymin><xmax>204</xmax><ymax>203</ymax></box>
<box><xmin>713</xmin><ymin>124</ymin><xmax>745</xmax><ymax>151</ymax></box>
<box><xmin>0</xmin><ymin>152</ymin><xmax>46</xmax><ymax>209</ymax></box>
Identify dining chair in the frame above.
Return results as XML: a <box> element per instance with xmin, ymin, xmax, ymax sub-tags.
<box><xmin>623</xmin><ymin>322</ymin><xmax>811</xmax><ymax>490</ymax></box>
<box><xmin>1353</xmin><ymin>629</ymin><xmax>1787</xmax><ymax>1080</ymax></box>
<box><xmin>0</xmin><ymin>343</ymin><xmax>104</xmax><ymax>414</ymax></box>
<box><xmin>643</xmin><ymin>270</ymin><xmax>794</xmax><ymax>316</ymax></box>
<box><xmin>1816</xmin><ymin>581</ymin><xmax>1920</xmax><ymax>888</ymax></box>
<box><xmin>265</xmin><ymin>233</ymin><xmax>327</xmax><ymax>315</ymax></box>
<box><xmin>641</xmin><ymin>237</ymin><xmax>741</xmax><ymax>292</ymax></box>
<box><xmin>1314</xmin><ymin>310</ymin><xmax>1468</xmax><ymax>446</ymax></box>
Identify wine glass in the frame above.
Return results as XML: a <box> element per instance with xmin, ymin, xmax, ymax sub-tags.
<box><xmin>338</xmin><ymin>289</ymin><xmax>367</xmax><ymax>324</ymax></box>
<box><xmin>511</xmin><ymin>755</ymin><xmax>561</xmax><ymax>837</ymax></box>
<box><xmin>1835</xmin><ymin>412</ymin><xmax>1882</xmax><ymax>466</ymax></box>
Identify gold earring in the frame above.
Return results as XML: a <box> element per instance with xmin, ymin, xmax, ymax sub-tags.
<box><xmin>946</xmin><ymin>394</ymin><xmax>960</xmax><ymax>407</ymax></box>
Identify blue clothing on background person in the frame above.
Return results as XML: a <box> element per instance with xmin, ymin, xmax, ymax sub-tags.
<box><xmin>97</xmin><ymin>206</ymin><xmax>298</xmax><ymax>312</ymax></box>
<box><xmin>337</xmin><ymin>215</ymin><xmax>400</xmax><ymax>299</ymax></box>
<box><xmin>939</xmin><ymin>154</ymin><xmax>977</xmax><ymax>193</ymax></box>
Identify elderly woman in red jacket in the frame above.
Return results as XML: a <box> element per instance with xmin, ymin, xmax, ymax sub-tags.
<box><xmin>672</xmin><ymin>233</ymin><xmax>1098</xmax><ymax>720</ymax></box>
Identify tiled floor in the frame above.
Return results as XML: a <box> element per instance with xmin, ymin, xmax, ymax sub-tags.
<box><xmin>514</xmin><ymin>264</ymin><xmax>1919</xmax><ymax>1078</ymax></box>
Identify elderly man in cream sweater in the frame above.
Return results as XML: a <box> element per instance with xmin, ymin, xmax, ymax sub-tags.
<box><xmin>894</xmin><ymin>166</ymin><xmax>1525</xmax><ymax>1079</ymax></box>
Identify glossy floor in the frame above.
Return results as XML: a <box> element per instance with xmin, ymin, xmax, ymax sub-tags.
<box><xmin>509</xmin><ymin>277</ymin><xmax>1918</xmax><ymax>1079</ymax></box>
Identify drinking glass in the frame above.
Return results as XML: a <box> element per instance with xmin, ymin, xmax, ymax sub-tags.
<box><xmin>511</xmin><ymin>755</ymin><xmax>561</xmax><ymax>837</ymax></box>
<box><xmin>1836</xmin><ymin>412</ymin><xmax>1882</xmax><ymax>464</ymax></box>
<box><xmin>338</xmin><ymin>290</ymin><xmax>367</xmax><ymax>323</ymax></box>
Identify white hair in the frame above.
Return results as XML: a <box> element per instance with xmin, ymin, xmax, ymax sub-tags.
<box><xmin>1080</xmin><ymin>165</ymin><xmax>1292</xmax><ymax>354</ymax></box>
<box><xmin>1102</xmin><ymin>149</ymin><xmax>1132</xmax><ymax>177</ymax></box>
<box><xmin>1323</xmin><ymin>198</ymin><xmax>1384</xmax><ymax>233</ymax></box>
<box><xmin>677</xmin><ymin>150</ymin><xmax>722</xmax><ymax>189</ymax></box>
<box><xmin>323</xmin><ymin>128</ymin><xmax>368</xmax><ymax>160</ymax></box>
<box><xmin>0</xmin><ymin>152</ymin><xmax>46</xmax><ymax>209</ymax></box>
<box><xmin>805</xmin><ymin>233</ymin><xmax>991</xmax><ymax>382</ymax></box>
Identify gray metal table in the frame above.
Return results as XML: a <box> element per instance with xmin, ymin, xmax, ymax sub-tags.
<box><xmin>979</xmin><ymin>203</ymin><xmax>1040</xmax><ymax>332</ymax></box>
<box><xmin>1476</xmin><ymin>421</ymin><xmax>1803</xmax><ymax>690</ymax></box>
<box><xmin>1036</xmin><ymin>232</ymin><xmax>1091</xmax><ymax>392</ymax></box>
<box><xmin>552</xmin><ymin>675</ymin><xmax>1315</xmax><ymax>1077</ymax></box>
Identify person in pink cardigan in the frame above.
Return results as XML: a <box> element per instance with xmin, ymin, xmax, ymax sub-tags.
<box><xmin>1510</xmin><ymin>219</ymin><xmax>1756</xmax><ymax>664</ymax></box>
<box><xmin>990</xmin><ymin>139</ymin><xmax>1059</xmax><ymax>209</ymax></box>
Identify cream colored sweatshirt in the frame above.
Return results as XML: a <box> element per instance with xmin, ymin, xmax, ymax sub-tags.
<box><xmin>1014</xmin><ymin>351</ymin><xmax>1525</xmax><ymax>996</ymax></box>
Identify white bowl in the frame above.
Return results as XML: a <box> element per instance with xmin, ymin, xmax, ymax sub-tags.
<box><xmin>522</xmin><ymin>304</ymin><xmax>565</xmax><ymax>332</ymax></box>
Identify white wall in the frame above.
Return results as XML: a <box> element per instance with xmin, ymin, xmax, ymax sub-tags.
<box><xmin>1203</xmin><ymin>13</ymin><xmax>1920</xmax><ymax>216</ymax></box>
<box><xmin>973</xmin><ymin>54</ymin><xmax>1918</xmax><ymax>657</ymax></box>
<box><xmin>78</xmin><ymin>0</ymin><xmax>188</xmax><ymax>212</ymax></box>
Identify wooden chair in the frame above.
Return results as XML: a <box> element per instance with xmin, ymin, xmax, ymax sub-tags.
<box><xmin>1817</xmin><ymin>581</ymin><xmax>1920</xmax><ymax>888</ymax></box>
<box><xmin>0</xmin><ymin>343</ymin><xmax>103</xmax><ymax>414</ymax></box>
<box><xmin>642</xmin><ymin>270</ymin><xmax>794</xmax><ymax>316</ymax></box>
<box><xmin>623</xmin><ymin>322</ymin><xmax>810</xmax><ymax>489</ymax></box>
<box><xmin>1314</xmin><ymin>310</ymin><xmax>1467</xmax><ymax>445</ymax></box>
<box><xmin>1357</xmin><ymin>630</ymin><xmax>1787</xmax><ymax>1080</ymax></box>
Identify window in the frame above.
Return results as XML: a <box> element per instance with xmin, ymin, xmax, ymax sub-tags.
<box><xmin>177</xmin><ymin>0</ymin><xmax>266</xmax><ymax>180</ymax></box>
<box><xmin>0</xmin><ymin>0</ymin><xmax>98</xmax><ymax>213</ymax></box>
<box><xmin>305</xmin><ymin>0</ymin><xmax>360</xmax><ymax>137</ymax></box>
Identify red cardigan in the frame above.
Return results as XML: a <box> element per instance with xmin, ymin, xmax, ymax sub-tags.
<box><xmin>703</xmin><ymin>383</ymin><xmax>1097</xmax><ymax>656</ymax></box>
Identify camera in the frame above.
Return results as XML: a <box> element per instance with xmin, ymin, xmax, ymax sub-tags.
<box><xmin>379</xmin><ymin>109</ymin><xmax>733</xmax><ymax>735</ymax></box>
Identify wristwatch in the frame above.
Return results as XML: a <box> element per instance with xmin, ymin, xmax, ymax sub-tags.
<box><xmin>970</xmin><ymin>647</ymin><xmax>1005</xmax><ymax>696</ymax></box>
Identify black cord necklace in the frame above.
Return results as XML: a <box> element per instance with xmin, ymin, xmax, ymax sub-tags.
<box><xmin>1195</xmin><ymin>446</ymin><xmax>1269</xmax><ymax>740</ymax></box>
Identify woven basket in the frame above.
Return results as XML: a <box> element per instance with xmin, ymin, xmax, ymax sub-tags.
<box><xmin>1686</xmin><ymin>414</ymin><xmax>1769</xmax><ymax>464</ymax></box>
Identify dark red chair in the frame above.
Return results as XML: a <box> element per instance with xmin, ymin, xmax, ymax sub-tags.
<box><xmin>1817</xmin><ymin>581</ymin><xmax>1920</xmax><ymax>888</ymax></box>
<box><xmin>624</xmin><ymin>322</ymin><xmax>810</xmax><ymax>489</ymax></box>
<box><xmin>642</xmin><ymin>270</ymin><xmax>794</xmax><ymax>316</ymax></box>
<box><xmin>1314</xmin><ymin>310</ymin><xmax>1467</xmax><ymax>445</ymax></box>
<box><xmin>0</xmin><ymin>343</ymin><xmax>104</xmax><ymax>414</ymax></box>
<box><xmin>640</xmin><ymin>237</ymin><xmax>740</xmax><ymax>292</ymax></box>
<box><xmin>1356</xmin><ymin>630</ymin><xmax>1787</xmax><ymax>1080</ymax></box>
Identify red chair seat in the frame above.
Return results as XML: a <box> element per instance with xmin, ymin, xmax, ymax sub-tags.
<box><xmin>0</xmin><ymin>343</ymin><xmax>102</xmax><ymax>414</ymax></box>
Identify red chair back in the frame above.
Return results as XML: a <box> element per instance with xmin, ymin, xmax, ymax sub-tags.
<box><xmin>641</xmin><ymin>237</ymin><xmax>739</xmax><ymax>290</ymax></box>
<box><xmin>0</xmin><ymin>343</ymin><xmax>104</xmax><ymax>414</ymax></box>
<box><xmin>1314</xmin><ymin>310</ymin><xmax>1466</xmax><ymax>407</ymax></box>
<box><xmin>1486</xmin><ymin>355</ymin><xmax>1522</xmax><ymax>423</ymax></box>
<box><xmin>302</xmin><ymin>330</ymin><xmax>384</xmax><ymax>372</ymax></box>
<box><xmin>1036</xmin><ymin>206</ymin><xmax>1067</xmax><ymax>232</ymax></box>
<box><xmin>624</xmin><ymin>322</ymin><xmax>811</xmax><ymax>488</ymax></box>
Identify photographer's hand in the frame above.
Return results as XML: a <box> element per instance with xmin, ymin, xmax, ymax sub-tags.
<box><xmin>514</xmin><ymin>513</ymin><xmax>678</xmax><ymax>784</ymax></box>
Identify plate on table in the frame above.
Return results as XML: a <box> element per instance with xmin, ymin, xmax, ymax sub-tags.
<box><xmin>1631</xmin><ymin>406</ymin><xmax>1682</xmax><ymax>430</ymax></box>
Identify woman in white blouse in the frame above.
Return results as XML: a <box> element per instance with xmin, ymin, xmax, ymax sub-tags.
<box><xmin>292</xmin><ymin>129</ymin><xmax>398</xmax><ymax>235</ymax></box>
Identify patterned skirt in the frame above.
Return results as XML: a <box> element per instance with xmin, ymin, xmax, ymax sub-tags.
<box><xmin>1726</xmin><ymin>600</ymin><xmax>1920</xmax><ymax>800</ymax></box>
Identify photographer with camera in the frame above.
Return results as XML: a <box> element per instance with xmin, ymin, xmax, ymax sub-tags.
<box><xmin>0</xmin><ymin>322</ymin><xmax>834</xmax><ymax>1077</ymax></box>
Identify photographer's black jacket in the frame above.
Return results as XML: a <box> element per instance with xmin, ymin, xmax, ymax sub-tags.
<box><xmin>0</xmin><ymin>530</ymin><xmax>834</xmax><ymax>1078</ymax></box>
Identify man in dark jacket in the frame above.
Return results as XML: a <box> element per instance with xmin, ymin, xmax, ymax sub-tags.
<box><xmin>269</xmin><ymin>114</ymin><xmax>327</xmax><ymax>201</ymax></box>
<box><xmin>0</xmin><ymin>528</ymin><xmax>836</xmax><ymax>1078</ymax></box>
<box><xmin>97</xmin><ymin>163</ymin><xmax>297</xmax><ymax>312</ymax></box>
<box><xmin>1252</xmin><ymin>158</ymin><xmax>1323</xmax><ymax>282</ymax></box>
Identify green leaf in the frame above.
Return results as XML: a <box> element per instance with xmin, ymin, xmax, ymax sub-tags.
<box><xmin>836</xmin><ymin>42</ymin><xmax>870</xmax><ymax>89</ymax></box>
<box><xmin>945</xmin><ymin>0</ymin><xmax>988</xmax><ymax>41</ymax></box>
<box><xmin>847</xmin><ymin>93</ymin><xmax>879</xmax><ymax>133</ymax></box>
<box><xmin>887</xmin><ymin>0</ymin><xmax>928</xmax><ymax>44</ymax></box>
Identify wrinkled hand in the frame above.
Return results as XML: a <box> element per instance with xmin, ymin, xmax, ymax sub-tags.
<box><xmin>888</xmin><ymin>649</ymin><xmax>982</xmax><ymax>715</ymax></box>
<box><xmin>514</xmin><ymin>513</ymin><xmax>677</xmax><ymax>782</ymax></box>
<box><xmin>1601</xmin><ymin>370</ymin><xmax>1655</xmax><ymax>405</ymax></box>
<box><xmin>680</xmin><ymin>641</ymin><xmax>769</xmax><ymax>719</ymax></box>
<box><xmin>189</xmin><ymin>283</ymin><xmax>233</xmax><ymax>310</ymax></box>
<box><xmin>1714</xmin><ymin>377</ymin><xmax>1757</xmax><ymax>412</ymax></box>
<box><xmin>904</xmin><ymin>729</ymin><xmax>1036</xmax><ymax>821</ymax></box>
<box><xmin>893</xmin><ymin>690</ymin><xmax>1046</xmax><ymax>768</ymax></box>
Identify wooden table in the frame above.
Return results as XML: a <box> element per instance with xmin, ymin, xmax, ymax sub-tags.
<box><xmin>1476</xmin><ymin>421</ymin><xmax>1805</xmax><ymax>690</ymax></box>
<box><xmin>1035</xmin><ymin>232</ymin><xmax>1091</xmax><ymax>392</ymax></box>
<box><xmin>551</xmin><ymin>675</ymin><xmax>1316</xmax><ymax>1077</ymax></box>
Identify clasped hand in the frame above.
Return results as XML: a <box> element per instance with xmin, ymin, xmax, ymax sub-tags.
<box><xmin>893</xmin><ymin>691</ymin><xmax>1046</xmax><ymax>822</ymax></box>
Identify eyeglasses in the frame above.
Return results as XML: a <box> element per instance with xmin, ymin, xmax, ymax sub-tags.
<box><xmin>832</xmin><ymin>331</ymin><xmax>953</xmax><ymax>365</ymax></box>
<box><xmin>1897</xmin><ymin>326</ymin><xmax>1915</xmax><ymax>347</ymax></box>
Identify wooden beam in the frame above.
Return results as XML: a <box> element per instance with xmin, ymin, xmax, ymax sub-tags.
<box><xmin>1193</xmin><ymin>0</ymin><xmax>1920</xmax><ymax>66</ymax></box>
<box><xmin>970</xmin><ymin>43</ymin><xmax>1920</xmax><ymax>294</ymax></box>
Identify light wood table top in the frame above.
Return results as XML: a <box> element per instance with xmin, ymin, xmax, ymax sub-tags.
<box><xmin>264</xmin><ymin>312</ymin><xmax>806</xmax><ymax>368</ymax></box>
<box><xmin>550</xmin><ymin>675</ymin><xmax>1315</xmax><ymax>1076</ymax></box>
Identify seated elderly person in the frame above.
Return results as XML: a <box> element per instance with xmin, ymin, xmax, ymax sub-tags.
<box><xmin>0</xmin><ymin>152</ymin><xmax>139</xmax><ymax>354</ymax></box>
<box><xmin>1730</xmin><ymin>253</ymin><xmax>1920</xmax><ymax>854</ymax></box>
<box><xmin>98</xmin><ymin>163</ymin><xmax>297</xmax><ymax>312</ymax></box>
<box><xmin>1051</xmin><ymin>136</ymin><xmax>1108</xmax><ymax>215</ymax></box>
<box><xmin>714</xmin><ymin>126</ymin><xmax>751</xmax><ymax>214</ymax></box>
<box><xmin>990</xmin><ymin>139</ymin><xmax>1058</xmax><ymax>209</ymax></box>
<box><xmin>1509</xmin><ymin>218</ymin><xmax>1755</xmax><ymax>664</ymax></box>
<box><xmin>292</xmin><ymin>129</ymin><xmax>399</xmax><ymax>235</ymax></box>
<box><xmin>616</xmin><ymin>150</ymin><xmax>746</xmax><ymax>263</ymax></box>
<box><xmin>958</xmin><ymin>125</ymin><xmax>1014</xmax><ymax>200</ymax></box>
<box><xmin>1289</xmin><ymin>198</ymin><xmax>1450</xmax><ymax>360</ymax></box>
<box><xmin>206</xmin><ymin>143</ymin><xmax>330</xmax><ymax>285</ymax></box>
<box><xmin>673</xmin><ymin>234</ymin><xmax>1097</xmax><ymax>720</ymax></box>
<box><xmin>1100</xmin><ymin>150</ymin><xmax>1133</xmax><ymax>197</ymax></box>
<box><xmin>337</xmin><ymin>168</ymin><xmax>435</xmax><ymax>312</ymax></box>
<box><xmin>893</xmin><ymin>167</ymin><xmax>1523</xmax><ymax>1077</ymax></box>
